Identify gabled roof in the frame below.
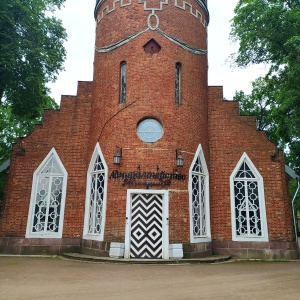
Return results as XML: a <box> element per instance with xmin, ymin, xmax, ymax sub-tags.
<box><xmin>0</xmin><ymin>159</ymin><xmax>10</xmax><ymax>173</ymax></box>
<box><xmin>285</xmin><ymin>165</ymin><xmax>299</xmax><ymax>180</ymax></box>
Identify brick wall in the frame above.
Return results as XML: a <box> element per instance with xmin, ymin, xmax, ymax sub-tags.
<box><xmin>0</xmin><ymin>1</ymin><xmax>296</xmax><ymax>259</ymax></box>
<box><xmin>89</xmin><ymin>1</ymin><xmax>210</xmax><ymax>243</ymax></box>
<box><xmin>208</xmin><ymin>86</ymin><xmax>295</xmax><ymax>243</ymax></box>
<box><xmin>0</xmin><ymin>82</ymin><xmax>93</xmax><ymax>237</ymax></box>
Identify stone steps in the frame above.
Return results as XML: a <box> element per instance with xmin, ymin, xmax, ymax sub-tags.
<box><xmin>62</xmin><ymin>253</ymin><xmax>232</xmax><ymax>264</ymax></box>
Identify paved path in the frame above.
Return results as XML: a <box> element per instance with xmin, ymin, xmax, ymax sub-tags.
<box><xmin>0</xmin><ymin>256</ymin><xmax>299</xmax><ymax>300</ymax></box>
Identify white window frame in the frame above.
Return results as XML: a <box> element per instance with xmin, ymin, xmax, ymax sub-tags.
<box><xmin>26</xmin><ymin>148</ymin><xmax>68</xmax><ymax>238</ymax></box>
<box><xmin>189</xmin><ymin>144</ymin><xmax>211</xmax><ymax>243</ymax></box>
<box><xmin>230</xmin><ymin>153</ymin><xmax>269</xmax><ymax>242</ymax></box>
<box><xmin>83</xmin><ymin>143</ymin><xmax>108</xmax><ymax>241</ymax></box>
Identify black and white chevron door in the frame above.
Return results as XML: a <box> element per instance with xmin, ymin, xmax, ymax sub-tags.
<box><xmin>130</xmin><ymin>193</ymin><xmax>163</xmax><ymax>259</ymax></box>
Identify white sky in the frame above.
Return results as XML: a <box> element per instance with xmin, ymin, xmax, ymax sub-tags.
<box><xmin>49</xmin><ymin>1</ymin><xmax>267</xmax><ymax>103</ymax></box>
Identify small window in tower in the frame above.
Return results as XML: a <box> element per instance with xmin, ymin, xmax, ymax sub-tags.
<box><xmin>175</xmin><ymin>62</ymin><xmax>181</xmax><ymax>104</ymax></box>
<box><xmin>120</xmin><ymin>61</ymin><xmax>126</xmax><ymax>103</ymax></box>
<box><xmin>137</xmin><ymin>118</ymin><xmax>163</xmax><ymax>143</ymax></box>
<box><xmin>143</xmin><ymin>39</ymin><xmax>161</xmax><ymax>55</ymax></box>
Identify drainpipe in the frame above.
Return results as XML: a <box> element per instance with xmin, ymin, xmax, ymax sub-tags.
<box><xmin>292</xmin><ymin>177</ymin><xmax>300</xmax><ymax>242</ymax></box>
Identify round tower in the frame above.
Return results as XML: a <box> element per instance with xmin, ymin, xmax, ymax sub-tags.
<box><xmin>88</xmin><ymin>0</ymin><xmax>211</xmax><ymax>258</ymax></box>
<box><xmin>0</xmin><ymin>1</ymin><xmax>296</xmax><ymax>260</ymax></box>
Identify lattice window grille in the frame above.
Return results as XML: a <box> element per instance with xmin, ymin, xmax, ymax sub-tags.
<box><xmin>191</xmin><ymin>155</ymin><xmax>207</xmax><ymax>237</ymax></box>
<box><xmin>88</xmin><ymin>154</ymin><xmax>105</xmax><ymax>235</ymax></box>
<box><xmin>26</xmin><ymin>149</ymin><xmax>67</xmax><ymax>237</ymax></box>
<box><xmin>233</xmin><ymin>161</ymin><xmax>262</xmax><ymax>238</ymax></box>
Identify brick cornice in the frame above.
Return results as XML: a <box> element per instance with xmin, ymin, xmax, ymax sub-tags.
<box><xmin>94</xmin><ymin>0</ymin><xmax>210</xmax><ymax>24</ymax></box>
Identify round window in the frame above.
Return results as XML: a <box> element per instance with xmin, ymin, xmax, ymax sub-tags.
<box><xmin>137</xmin><ymin>118</ymin><xmax>163</xmax><ymax>142</ymax></box>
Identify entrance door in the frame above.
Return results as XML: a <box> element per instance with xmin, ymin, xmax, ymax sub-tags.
<box><xmin>124</xmin><ymin>190</ymin><xmax>169</xmax><ymax>259</ymax></box>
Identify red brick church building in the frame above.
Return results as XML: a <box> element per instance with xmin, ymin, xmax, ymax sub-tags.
<box><xmin>0</xmin><ymin>0</ymin><xmax>298</xmax><ymax>259</ymax></box>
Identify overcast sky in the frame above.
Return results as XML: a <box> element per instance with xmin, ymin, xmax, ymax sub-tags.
<box><xmin>48</xmin><ymin>1</ymin><xmax>267</xmax><ymax>103</ymax></box>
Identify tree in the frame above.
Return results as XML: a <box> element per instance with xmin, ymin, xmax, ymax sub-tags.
<box><xmin>0</xmin><ymin>97</ymin><xmax>58</xmax><ymax>207</ymax></box>
<box><xmin>234</xmin><ymin>78</ymin><xmax>277</xmax><ymax>134</ymax></box>
<box><xmin>289</xmin><ymin>178</ymin><xmax>300</xmax><ymax>236</ymax></box>
<box><xmin>0</xmin><ymin>97</ymin><xmax>59</xmax><ymax>165</ymax></box>
<box><xmin>0</xmin><ymin>0</ymin><xmax>67</xmax><ymax>203</ymax></box>
<box><xmin>0</xmin><ymin>0</ymin><xmax>67</xmax><ymax>118</ymax></box>
<box><xmin>231</xmin><ymin>1</ymin><xmax>300</xmax><ymax>228</ymax></box>
<box><xmin>230</xmin><ymin>0</ymin><xmax>300</xmax><ymax>174</ymax></box>
<box><xmin>234</xmin><ymin>78</ymin><xmax>282</xmax><ymax>150</ymax></box>
<box><xmin>234</xmin><ymin>87</ymin><xmax>300</xmax><ymax>227</ymax></box>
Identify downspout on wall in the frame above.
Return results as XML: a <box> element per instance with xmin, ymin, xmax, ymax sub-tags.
<box><xmin>285</xmin><ymin>165</ymin><xmax>300</xmax><ymax>242</ymax></box>
<box><xmin>292</xmin><ymin>178</ymin><xmax>300</xmax><ymax>242</ymax></box>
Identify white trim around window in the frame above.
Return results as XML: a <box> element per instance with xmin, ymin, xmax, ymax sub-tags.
<box><xmin>83</xmin><ymin>143</ymin><xmax>108</xmax><ymax>241</ymax></box>
<box><xmin>26</xmin><ymin>148</ymin><xmax>68</xmax><ymax>238</ymax></box>
<box><xmin>189</xmin><ymin>144</ymin><xmax>211</xmax><ymax>243</ymax></box>
<box><xmin>230</xmin><ymin>153</ymin><xmax>269</xmax><ymax>242</ymax></box>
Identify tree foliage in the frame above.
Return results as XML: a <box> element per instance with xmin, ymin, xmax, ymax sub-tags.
<box><xmin>0</xmin><ymin>0</ymin><xmax>66</xmax><ymax>118</ymax></box>
<box><xmin>234</xmin><ymin>78</ymin><xmax>284</xmax><ymax>151</ymax></box>
<box><xmin>231</xmin><ymin>0</ymin><xmax>300</xmax><ymax>174</ymax></box>
<box><xmin>235</xmin><ymin>78</ymin><xmax>277</xmax><ymax>134</ymax></box>
<box><xmin>0</xmin><ymin>0</ymin><xmax>66</xmax><ymax>204</ymax></box>
<box><xmin>0</xmin><ymin>97</ymin><xmax>58</xmax><ymax>165</ymax></box>
<box><xmin>289</xmin><ymin>179</ymin><xmax>300</xmax><ymax>236</ymax></box>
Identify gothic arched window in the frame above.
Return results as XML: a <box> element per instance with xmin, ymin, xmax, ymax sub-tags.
<box><xmin>26</xmin><ymin>148</ymin><xmax>68</xmax><ymax>238</ymax></box>
<box><xmin>230</xmin><ymin>153</ymin><xmax>268</xmax><ymax>241</ymax></box>
<box><xmin>189</xmin><ymin>145</ymin><xmax>211</xmax><ymax>242</ymax></box>
<box><xmin>175</xmin><ymin>62</ymin><xmax>181</xmax><ymax>104</ymax></box>
<box><xmin>120</xmin><ymin>61</ymin><xmax>127</xmax><ymax>103</ymax></box>
<box><xmin>83</xmin><ymin>143</ymin><xmax>108</xmax><ymax>241</ymax></box>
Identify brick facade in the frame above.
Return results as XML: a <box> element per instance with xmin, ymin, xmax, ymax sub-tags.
<box><xmin>0</xmin><ymin>0</ymin><xmax>298</xmax><ymax>259</ymax></box>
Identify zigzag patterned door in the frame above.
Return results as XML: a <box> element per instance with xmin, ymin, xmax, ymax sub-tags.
<box><xmin>130</xmin><ymin>193</ymin><xmax>163</xmax><ymax>259</ymax></box>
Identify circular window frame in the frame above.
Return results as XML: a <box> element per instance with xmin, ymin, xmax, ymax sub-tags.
<box><xmin>136</xmin><ymin>118</ymin><xmax>163</xmax><ymax>143</ymax></box>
